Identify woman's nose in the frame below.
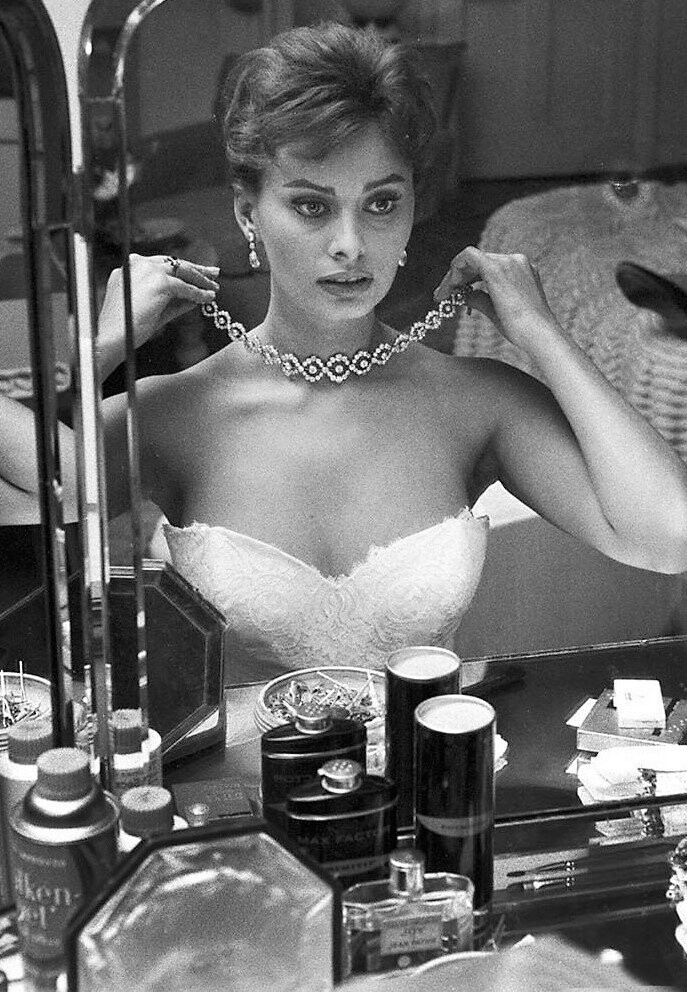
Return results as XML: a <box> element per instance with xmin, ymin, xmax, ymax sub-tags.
<box><xmin>327</xmin><ymin>213</ymin><xmax>364</xmax><ymax>261</ymax></box>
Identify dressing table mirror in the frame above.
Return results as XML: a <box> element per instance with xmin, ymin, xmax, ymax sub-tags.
<box><xmin>0</xmin><ymin>0</ymin><xmax>227</xmax><ymax>777</ymax></box>
<box><xmin>83</xmin><ymin>0</ymin><xmax>687</xmax><ymax>652</ymax></box>
<box><xmin>2</xmin><ymin>0</ymin><xmax>687</xmax><ymax>829</ymax></box>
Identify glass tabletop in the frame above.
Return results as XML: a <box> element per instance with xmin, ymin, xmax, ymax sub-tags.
<box><xmin>166</xmin><ymin>634</ymin><xmax>687</xmax><ymax>827</ymax></box>
<box><xmin>163</xmin><ymin>636</ymin><xmax>687</xmax><ymax>988</ymax></box>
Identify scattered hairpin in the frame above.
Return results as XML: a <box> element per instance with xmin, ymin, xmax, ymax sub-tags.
<box><xmin>267</xmin><ymin>670</ymin><xmax>384</xmax><ymax>727</ymax></box>
<box><xmin>0</xmin><ymin>662</ymin><xmax>47</xmax><ymax>728</ymax></box>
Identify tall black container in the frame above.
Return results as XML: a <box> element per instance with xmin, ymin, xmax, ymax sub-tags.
<box><xmin>385</xmin><ymin>646</ymin><xmax>461</xmax><ymax>831</ymax></box>
<box><xmin>414</xmin><ymin>695</ymin><xmax>495</xmax><ymax>937</ymax></box>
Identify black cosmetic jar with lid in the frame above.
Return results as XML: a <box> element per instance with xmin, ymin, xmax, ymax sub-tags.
<box><xmin>261</xmin><ymin>703</ymin><xmax>367</xmax><ymax>828</ymax></box>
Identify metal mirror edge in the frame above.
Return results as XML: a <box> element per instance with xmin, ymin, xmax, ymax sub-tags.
<box><xmin>0</xmin><ymin>0</ymin><xmax>80</xmax><ymax>746</ymax></box>
<box><xmin>76</xmin><ymin>0</ymin><xmax>179</xmax><ymax>779</ymax></box>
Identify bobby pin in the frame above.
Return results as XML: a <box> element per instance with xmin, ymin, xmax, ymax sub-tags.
<box><xmin>316</xmin><ymin>671</ymin><xmax>350</xmax><ymax>691</ymax></box>
<box><xmin>507</xmin><ymin>858</ymin><xmax>576</xmax><ymax>879</ymax></box>
<box><xmin>0</xmin><ymin>663</ymin><xmax>45</xmax><ymax>727</ymax></box>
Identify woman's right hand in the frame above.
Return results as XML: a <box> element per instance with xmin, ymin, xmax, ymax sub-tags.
<box><xmin>433</xmin><ymin>246</ymin><xmax>558</xmax><ymax>352</ymax></box>
<box><xmin>97</xmin><ymin>253</ymin><xmax>220</xmax><ymax>373</ymax></box>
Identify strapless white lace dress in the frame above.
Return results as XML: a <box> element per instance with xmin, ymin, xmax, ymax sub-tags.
<box><xmin>162</xmin><ymin>508</ymin><xmax>488</xmax><ymax>681</ymax></box>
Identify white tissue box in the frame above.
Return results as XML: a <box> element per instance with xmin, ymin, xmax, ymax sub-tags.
<box><xmin>614</xmin><ymin>678</ymin><xmax>666</xmax><ymax>729</ymax></box>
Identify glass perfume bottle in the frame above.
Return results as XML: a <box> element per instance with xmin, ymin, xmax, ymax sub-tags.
<box><xmin>67</xmin><ymin>818</ymin><xmax>340</xmax><ymax>992</ymax></box>
<box><xmin>341</xmin><ymin>848</ymin><xmax>474</xmax><ymax>977</ymax></box>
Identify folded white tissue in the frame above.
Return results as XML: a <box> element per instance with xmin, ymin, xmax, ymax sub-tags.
<box><xmin>577</xmin><ymin>743</ymin><xmax>687</xmax><ymax>838</ymax></box>
<box><xmin>494</xmin><ymin>733</ymin><xmax>508</xmax><ymax>772</ymax></box>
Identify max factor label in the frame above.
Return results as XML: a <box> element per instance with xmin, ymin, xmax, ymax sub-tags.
<box><xmin>323</xmin><ymin>853</ymin><xmax>388</xmax><ymax>877</ymax></box>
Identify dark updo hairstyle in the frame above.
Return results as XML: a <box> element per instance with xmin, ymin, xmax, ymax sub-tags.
<box><xmin>221</xmin><ymin>21</ymin><xmax>437</xmax><ymax>194</ymax></box>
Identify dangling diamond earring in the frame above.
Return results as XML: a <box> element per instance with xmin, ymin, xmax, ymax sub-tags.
<box><xmin>247</xmin><ymin>230</ymin><xmax>260</xmax><ymax>270</ymax></box>
<box><xmin>398</xmin><ymin>250</ymin><xmax>408</xmax><ymax>268</ymax></box>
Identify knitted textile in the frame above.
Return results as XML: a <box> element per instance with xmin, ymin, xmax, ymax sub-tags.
<box><xmin>452</xmin><ymin>181</ymin><xmax>687</xmax><ymax>457</ymax></box>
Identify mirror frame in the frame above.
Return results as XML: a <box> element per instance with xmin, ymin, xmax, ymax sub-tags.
<box><xmin>0</xmin><ymin>0</ymin><xmax>80</xmax><ymax>744</ymax></box>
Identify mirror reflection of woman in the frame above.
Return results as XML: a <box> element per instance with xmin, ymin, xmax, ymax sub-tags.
<box><xmin>2</xmin><ymin>23</ymin><xmax>687</xmax><ymax>678</ymax></box>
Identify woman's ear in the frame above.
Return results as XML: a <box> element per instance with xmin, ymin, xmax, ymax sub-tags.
<box><xmin>233</xmin><ymin>184</ymin><xmax>258</xmax><ymax>240</ymax></box>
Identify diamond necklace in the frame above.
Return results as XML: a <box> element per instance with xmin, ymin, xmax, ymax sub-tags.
<box><xmin>201</xmin><ymin>290</ymin><xmax>467</xmax><ymax>385</ymax></box>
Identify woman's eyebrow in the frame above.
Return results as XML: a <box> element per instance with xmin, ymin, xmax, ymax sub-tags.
<box><xmin>363</xmin><ymin>173</ymin><xmax>407</xmax><ymax>190</ymax></box>
<box><xmin>282</xmin><ymin>173</ymin><xmax>407</xmax><ymax>194</ymax></box>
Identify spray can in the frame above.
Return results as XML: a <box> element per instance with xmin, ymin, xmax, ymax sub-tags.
<box><xmin>0</xmin><ymin>718</ymin><xmax>53</xmax><ymax>907</ymax></box>
<box><xmin>9</xmin><ymin>747</ymin><xmax>119</xmax><ymax>988</ymax></box>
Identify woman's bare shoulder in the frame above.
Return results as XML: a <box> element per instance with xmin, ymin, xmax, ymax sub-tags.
<box><xmin>417</xmin><ymin>346</ymin><xmax>540</xmax><ymax>399</ymax></box>
<box><xmin>113</xmin><ymin>345</ymin><xmax>239</xmax><ymax>410</ymax></box>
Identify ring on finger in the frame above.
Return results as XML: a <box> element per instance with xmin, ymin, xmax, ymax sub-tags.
<box><xmin>451</xmin><ymin>284</ymin><xmax>471</xmax><ymax>306</ymax></box>
<box><xmin>164</xmin><ymin>255</ymin><xmax>181</xmax><ymax>278</ymax></box>
<box><xmin>451</xmin><ymin>285</ymin><xmax>473</xmax><ymax>316</ymax></box>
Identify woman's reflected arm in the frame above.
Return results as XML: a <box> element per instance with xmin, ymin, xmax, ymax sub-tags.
<box><xmin>486</xmin><ymin>357</ymin><xmax>687</xmax><ymax>573</ymax></box>
<box><xmin>436</xmin><ymin>247</ymin><xmax>687</xmax><ymax>574</ymax></box>
<box><xmin>0</xmin><ymin>254</ymin><xmax>219</xmax><ymax>525</ymax></box>
<box><xmin>0</xmin><ymin>392</ymin><xmax>78</xmax><ymax>524</ymax></box>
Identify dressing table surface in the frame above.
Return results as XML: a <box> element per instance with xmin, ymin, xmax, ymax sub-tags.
<box><xmin>165</xmin><ymin>634</ymin><xmax>687</xmax><ymax>821</ymax></box>
<box><xmin>163</xmin><ymin>635</ymin><xmax>687</xmax><ymax>989</ymax></box>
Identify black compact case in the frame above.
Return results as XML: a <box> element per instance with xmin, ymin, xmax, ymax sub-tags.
<box><xmin>285</xmin><ymin>758</ymin><xmax>397</xmax><ymax>887</ymax></box>
<box><xmin>261</xmin><ymin>704</ymin><xmax>367</xmax><ymax>828</ymax></box>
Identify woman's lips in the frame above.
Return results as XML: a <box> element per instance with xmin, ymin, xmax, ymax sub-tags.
<box><xmin>318</xmin><ymin>275</ymin><xmax>373</xmax><ymax>296</ymax></box>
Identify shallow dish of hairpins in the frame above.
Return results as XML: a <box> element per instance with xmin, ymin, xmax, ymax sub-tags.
<box><xmin>254</xmin><ymin>667</ymin><xmax>387</xmax><ymax>773</ymax></box>
<box><xmin>0</xmin><ymin>671</ymin><xmax>51</xmax><ymax>748</ymax></box>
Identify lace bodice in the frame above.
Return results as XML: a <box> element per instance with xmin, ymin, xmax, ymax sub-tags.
<box><xmin>162</xmin><ymin>508</ymin><xmax>488</xmax><ymax>681</ymax></box>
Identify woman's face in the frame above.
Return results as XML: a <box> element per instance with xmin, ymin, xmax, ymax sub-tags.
<box><xmin>246</xmin><ymin>123</ymin><xmax>415</xmax><ymax>330</ymax></box>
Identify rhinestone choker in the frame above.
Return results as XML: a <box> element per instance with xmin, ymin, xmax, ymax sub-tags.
<box><xmin>201</xmin><ymin>291</ymin><xmax>467</xmax><ymax>385</ymax></box>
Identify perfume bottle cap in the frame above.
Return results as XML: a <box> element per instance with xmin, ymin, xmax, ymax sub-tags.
<box><xmin>294</xmin><ymin>704</ymin><xmax>333</xmax><ymax>734</ymax></box>
<box><xmin>121</xmin><ymin>786</ymin><xmax>174</xmax><ymax>838</ymax></box>
<box><xmin>113</xmin><ymin>708</ymin><xmax>144</xmax><ymax>754</ymax></box>
<box><xmin>318</xmin><ymin>758</ymin><xmax>362</xmax><ymax>793</ymax></box>
<box><xmin>389</xmin><ymin>848</ymin><xmax>425</xmax><ymax>896</ymax></box>
<box><xmin>7</xmin><ymin>717</ymin><xmax>53</xmax><ymax>765</ymax></box>
<box><xmin>185</xmin><ymin>801</ymin><xmax>211</xmax><ymax>826</ymax></box>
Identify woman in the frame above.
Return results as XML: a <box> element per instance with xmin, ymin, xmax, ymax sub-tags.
<box><xmin>2</xmin><ymin>23</ymin><xmax>687</xmax><ymax>677</ymax></box>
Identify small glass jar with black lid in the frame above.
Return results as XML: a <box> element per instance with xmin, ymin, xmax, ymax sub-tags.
<box><xmin>261</xmin><ymin>703</ymin><xmax>367</xmax><ymax>828</ymax></box>
<box><xmin>285</xmin><ymin>758</ymin><xmax>397</xmax><ymax>887</ymax></box>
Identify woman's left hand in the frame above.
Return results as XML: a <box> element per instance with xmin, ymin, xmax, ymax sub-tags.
<box><xmin>433</xmin><ymin>246</ymin><xmax>558</xmax><ymax>349</ymax></box>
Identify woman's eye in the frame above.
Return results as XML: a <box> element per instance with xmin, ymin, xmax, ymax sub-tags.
<box><xmin>293</xmin><ymin>199</ymin><xmax>328</xmax><ymax>218</ymax></box>
<box><xmin>367</xmin><ymin>196</ymin><xmax>399</xmax><ymax>215</ymax></box>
